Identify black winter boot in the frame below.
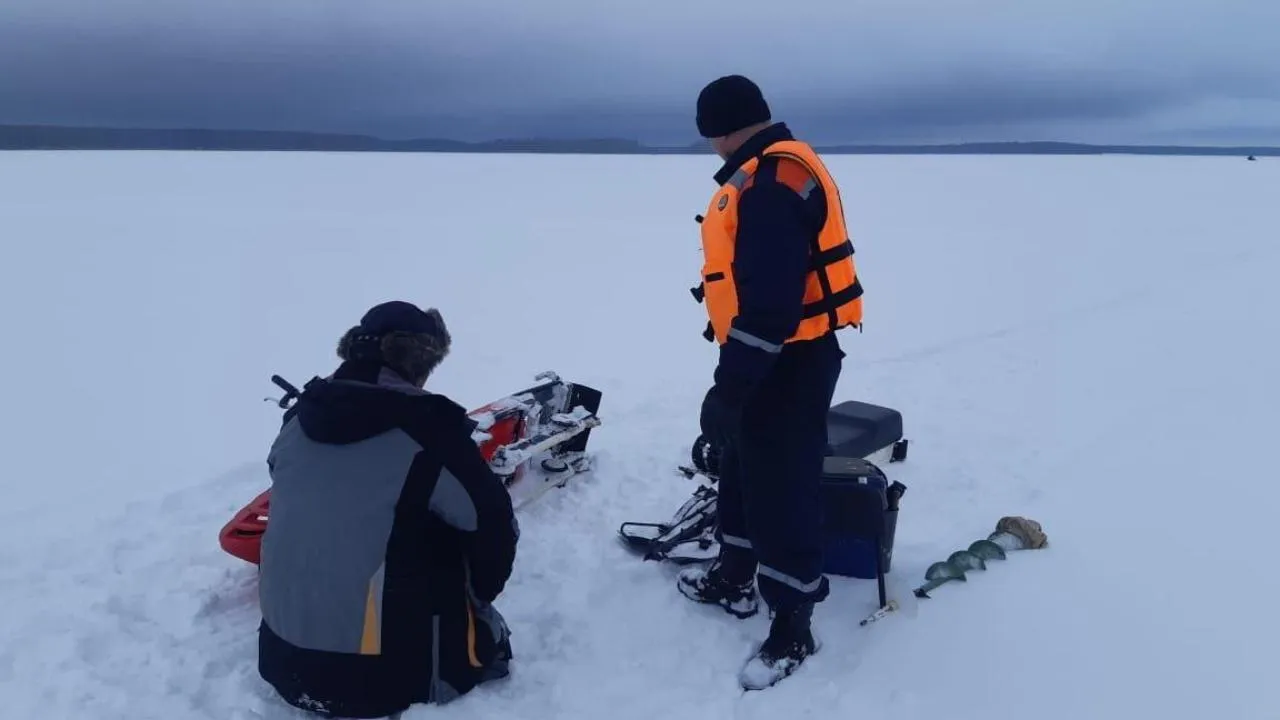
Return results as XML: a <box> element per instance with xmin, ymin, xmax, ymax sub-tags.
<box><xmin>738</xmin><ymin>603</ymin><xmax>819</xmax><ymax>690</ymax></box>
<box><xmin>676</xmin><ymin>556</ymin><xmax>759</xmax><ymax>619</ymax></box>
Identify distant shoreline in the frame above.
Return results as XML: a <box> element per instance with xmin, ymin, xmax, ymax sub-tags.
<box><xmin>0</xmin><ymin>124</ymin><xmax>1274</xmax><ymax>157</ymax></box>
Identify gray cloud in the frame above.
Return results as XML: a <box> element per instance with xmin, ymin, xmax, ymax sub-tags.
<box><xmin>1</xmin><ymin>0</ymin><xmax>1277</xmax><ymax>144</ymax></box>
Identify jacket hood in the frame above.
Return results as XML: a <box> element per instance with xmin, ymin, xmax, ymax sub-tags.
<box><xmin>287</xmin><ymin>360</ymin><xmax>457</xmax><ymax>445</ymax></box>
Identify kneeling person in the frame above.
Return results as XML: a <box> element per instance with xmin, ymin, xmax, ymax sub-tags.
<box><xmin>257</xmin><ymin>301</ymin><xmax>519</xmax><ymax>718</ymax></box>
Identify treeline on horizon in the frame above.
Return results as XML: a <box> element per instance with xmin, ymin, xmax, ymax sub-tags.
<box><xmin>0</xmin><ymin>124</ymin><xmax>1275</xmax><ymax>156</ymax></box>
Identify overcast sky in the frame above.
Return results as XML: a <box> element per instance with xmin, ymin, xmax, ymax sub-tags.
<box><xmin>1</xmin><ymin>0</ymin><xmax>1277</xmax><ymax>145</ymax></box>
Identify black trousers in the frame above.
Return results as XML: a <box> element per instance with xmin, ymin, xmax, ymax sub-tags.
<box><xmin>714</xmin><ymin>332</ymin><xmax>843</xmax><ymax>612</ymax></box>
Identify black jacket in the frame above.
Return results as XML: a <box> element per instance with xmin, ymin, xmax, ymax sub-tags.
<box><xmin>257</xmin><ymin>360</ymin><xmax>518</xmax><ymax>718</ymax></box>
<box><xmin>710</xmin><ymin>122</ymin><xmax>839</xmax><ymax>404</ymax></box>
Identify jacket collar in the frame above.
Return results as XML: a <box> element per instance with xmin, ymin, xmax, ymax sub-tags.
<box><xmin>712</xmin><ymin>122</ymin><xmax>794</xmax><ymax>186</ymax></box>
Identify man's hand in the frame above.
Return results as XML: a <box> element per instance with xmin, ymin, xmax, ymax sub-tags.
<box><xmin>700</xmin><ymin>383</ymin><xmax>745</xmax><ymax>445</ymax></box>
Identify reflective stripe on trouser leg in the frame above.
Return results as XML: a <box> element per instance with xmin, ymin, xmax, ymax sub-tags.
<box><xmin>758</xmin><ymin>564</ymin><xmax>824</xmax><ymax>595</ymax></box>
<box><xmin>721</xmin><ymin>534</ymin><xmax>752</xmax><ymax>549</ymax></box>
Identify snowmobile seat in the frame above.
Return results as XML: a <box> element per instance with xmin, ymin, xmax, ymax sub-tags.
<box><xmin>825</xmin><ymin>400</ymin><xmax>907</xmax><ymax>464</ymax></box>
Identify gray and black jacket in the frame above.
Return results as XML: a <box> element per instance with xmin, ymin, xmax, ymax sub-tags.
<box><xmin>256</xmin><ymin>360</ymin><xmax>518</xmax><ymax>718</ymax></box>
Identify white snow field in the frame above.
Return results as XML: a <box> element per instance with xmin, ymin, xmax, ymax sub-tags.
<box><xmin>1</xmin><ymin>149</ymin><xmax>1277</xmax><ymax>720</ymax></box>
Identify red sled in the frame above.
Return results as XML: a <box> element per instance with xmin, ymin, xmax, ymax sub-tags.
<box><xmin>218</xmin><ymin>370</ymin><xmax>603</xmax><ymax>566</ymax></box>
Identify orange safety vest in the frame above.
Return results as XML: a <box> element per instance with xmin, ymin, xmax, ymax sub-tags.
<box><xmin>694</xmin><ymin>139</ymin><xmax>863</xmax><ymax>345</ymax></box>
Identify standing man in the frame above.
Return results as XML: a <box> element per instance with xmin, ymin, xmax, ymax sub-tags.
<box><xmin>679</xmin><ymin>75</ymin><xmax>864</xmax><ymax>690</ymax></box>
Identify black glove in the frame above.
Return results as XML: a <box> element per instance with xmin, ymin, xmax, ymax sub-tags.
<box><xmin>699</xmin><ymin>383</ymin><xmax>745</xmax><ymax>445</ymax></box>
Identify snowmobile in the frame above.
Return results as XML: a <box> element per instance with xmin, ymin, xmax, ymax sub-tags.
<box><xmin>218</xmin><ymin>370</ymin><xmax>603</xmax><ymax>566</ymax></box>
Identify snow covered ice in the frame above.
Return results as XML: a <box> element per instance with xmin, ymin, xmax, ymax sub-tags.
<box><xmin>1</xmin><ymin>150</ymin><xmax>1278</xmax><ymax>719</ymax></box>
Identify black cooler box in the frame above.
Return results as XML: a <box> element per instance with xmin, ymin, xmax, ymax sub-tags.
<box><xmin>820</xmin><ymin>455</ymin><xmax>903</xmax><ymax>580</ymax></box>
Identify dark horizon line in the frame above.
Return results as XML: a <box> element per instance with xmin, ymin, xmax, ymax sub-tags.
<box><xmin>0</xmin><ymin>123</ymin><xmax>1276</xmax><ymax>156</ymax></box>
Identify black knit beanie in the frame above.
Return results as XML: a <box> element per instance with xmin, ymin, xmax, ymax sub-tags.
<box><xmin>696</xmin><ymin>75</ymin><xmax>771</xmax><ymax>138</ymax></box>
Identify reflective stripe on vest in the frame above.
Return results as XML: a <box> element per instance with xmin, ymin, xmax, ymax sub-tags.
<box><xmin>696</xmin><ymin>139</ymin><xmax>863</xmax><ymax>345</ymax></box>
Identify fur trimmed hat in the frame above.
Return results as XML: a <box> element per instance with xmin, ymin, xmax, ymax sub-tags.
<box><xmin>337</xmin><ymin>300</ymin><xmax>451</xmax><ymax>384</ymax></box>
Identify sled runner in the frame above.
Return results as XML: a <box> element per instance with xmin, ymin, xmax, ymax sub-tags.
<box><xmin>219</xmin><ymin>371</ymin><xmax>603</xmax><ymax>566</ymax></box>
